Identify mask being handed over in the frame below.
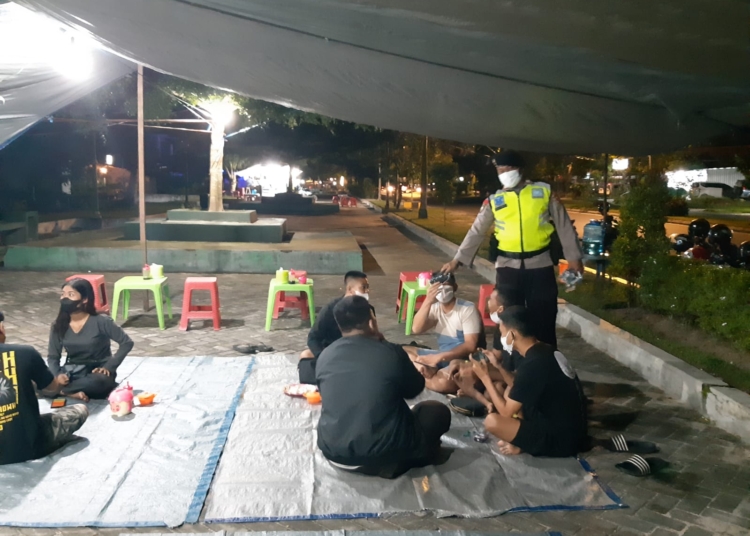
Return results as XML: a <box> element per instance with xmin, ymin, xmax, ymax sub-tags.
<box><xmin>436</xmin><ymin>286</ymin><xmax>454</xmax><ymax>304</ymax></box>
<box><xmin>498</xmin><ymin>169</ymin><xmax>522</xmax><ymax>189</ymax></box>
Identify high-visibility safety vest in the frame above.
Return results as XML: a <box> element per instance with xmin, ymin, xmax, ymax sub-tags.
<box><xmin>489</xmin><ymin>182</ymin><xmax>555</xmax><ymax>259</ymax></box>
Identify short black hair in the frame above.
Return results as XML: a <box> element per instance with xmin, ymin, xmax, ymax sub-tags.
<box><xmin>0</xmin><ymin>311</ymin><xmax>4</xmax><ymax>323</ymax></box>
<box><xmin>333</xmin><ymin>296</ymin><xmax>373</xmax><ymax>333</ymax></box>
<box><xmin>344</xmin><ymin>271</ymin><xmax>368</xmax><ymax>285</ymax></box>
<box><xmin>489</xmin><ymin>288</ymin><xmax>510</xmax><ymax>309</ymax></box>
<box><xmin>498</xmin><ymin>305</ymin><xmax>534</xmax><ymax>337</ymax></box>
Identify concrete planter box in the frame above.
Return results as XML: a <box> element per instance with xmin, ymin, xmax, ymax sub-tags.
<box><xmin>121</xmin><ymin>219</ymin><xmax>286</xmax><ymax>243</ymax></box>
<box><xmin>166</xmin><ymin>209</ymin><xmax>258</xmax><ymax>223</ymax></box>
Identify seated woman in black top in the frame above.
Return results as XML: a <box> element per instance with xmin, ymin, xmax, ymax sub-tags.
<box><xmin>47</xmin><ymin>278</ymin><xmax>134</xmax><ymax>401</ymax></box>
<box><xmin>474</xmin><ymin>306</ymin><xmax>587</xmax><ymax>457</ymax></box>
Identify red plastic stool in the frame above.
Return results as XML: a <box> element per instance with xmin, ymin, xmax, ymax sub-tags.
<box><xmin>396</xmin><ymin>271</ymin><xmax>424</xmax><ymax>321</ymax></box>
<box><xmin>273</xmin><ymin>291</ymin><xmax>310</xmax><ymax>320</ymax></box>
<box><xmin>66</xmin><ymin>274</ymin><xmax>110</xmax><ymax>314</ymax></box>
<box><xmin>332</xmin><ymin>195</ymin><xmax>339</xmax><ymax>205</ymax></box>
<box><xmin>179</xmin><ymin>277</ymin><xmax>221</xmax><ymax>331</ymax></box>
<box><xmin>349</xmin><ymin>198</ymin><xmax>358</xmax><ymax>207</ymax></box>
<box><xmin>477</xmin><ymin>283</ymin><xmax>496</xmax><ymax>328</ymax></box>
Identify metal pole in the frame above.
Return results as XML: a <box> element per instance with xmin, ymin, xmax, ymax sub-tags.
<box><xmin>418</xmin><ymin>136</ymin><xmax>428</xmax><ymax>219</ymax></box>
<box><xmin>138</xmin><ymin>64</ymin><xmax>149</xmax><ymax>311</ymax></box>
<box><xmin>602</xmin><ymin>153</ymin><xmax>609</xmax><ymax>221</ymax></box>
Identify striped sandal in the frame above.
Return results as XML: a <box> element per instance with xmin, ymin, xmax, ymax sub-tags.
<box><xmin>604</xmin><ymin>434</ymin><xmax>659</xmax><ymax>455</ymax></box>
<box><xmin>616</xmin><ymin>454</ymin><xmax>669</xmax><ymax>477</ymax></box>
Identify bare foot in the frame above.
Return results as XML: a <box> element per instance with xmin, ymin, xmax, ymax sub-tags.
<box><xmin>498</xmin><ymin>440</ymin><xmax>522</xmax><ymax>456</ymax></box>
<box><xmin>66</xmin><ymin>391</ymin><xmax>89</xmax><ymax>402</ymax></box>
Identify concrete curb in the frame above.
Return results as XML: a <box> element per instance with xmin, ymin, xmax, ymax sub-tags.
<box><xmin>379</xmin><ymin>208</ymin><xmax>750</xmax><ymax>444</ymax></box>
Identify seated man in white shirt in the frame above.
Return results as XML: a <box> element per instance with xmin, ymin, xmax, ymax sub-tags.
<box><xmin>404</xmin><ymin>273</ymin><xmax>483</xmax><ymax>393</ymax></box>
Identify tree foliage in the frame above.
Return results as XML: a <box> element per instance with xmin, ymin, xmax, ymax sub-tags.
<box><xmin>610</xmin><ymin>172</ymin><xmax>671</xmax><ymax>289</ymax></box>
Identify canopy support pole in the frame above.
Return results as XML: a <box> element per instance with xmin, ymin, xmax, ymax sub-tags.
<box><xmin>138</xmin><ymin>64</ymin><xmax>149</xmax><ymax>311</ymax></box>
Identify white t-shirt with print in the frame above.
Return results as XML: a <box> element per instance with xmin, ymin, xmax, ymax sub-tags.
<box><xmin>427</xmin><ymin>298</ymin><xmax>481</xmax><ymax>349</ymax></box>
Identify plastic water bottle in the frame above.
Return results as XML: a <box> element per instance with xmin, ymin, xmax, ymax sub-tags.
<box><xmin>582</xmin><ymin>220</ymin><xmax>605</xmax><ymax>256</ymax></box>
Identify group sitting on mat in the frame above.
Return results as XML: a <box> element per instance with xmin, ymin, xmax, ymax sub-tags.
<box><xmin>0</xmin><ymin>278</ymin><xmax>134</xmax><ymax>466</ymax></box>
<box><xmin>298</xmin><ymin>270</ymin><xmax>589</xmax><ymax>477</ymax></box>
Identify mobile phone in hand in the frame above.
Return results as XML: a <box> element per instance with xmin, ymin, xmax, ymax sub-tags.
<box><xmin>471</xmin><ymin>351</ymin><xmax>487</xmax><ymax>362</ymax></box>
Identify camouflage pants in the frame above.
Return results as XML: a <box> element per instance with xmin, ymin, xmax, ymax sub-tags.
<box><xmin>37</xmin><ymin>405</ymin><xmax>89</xmax><ymax>458</ymax></box>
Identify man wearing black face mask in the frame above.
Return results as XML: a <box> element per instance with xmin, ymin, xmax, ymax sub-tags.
<box><xmin>0</xmin><ymin>311</ymin><xmax>89</xmax><ymax>465</ymax></box>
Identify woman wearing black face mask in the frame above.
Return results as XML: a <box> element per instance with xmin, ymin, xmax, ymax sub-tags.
<box><xmin>47</xmin><ymin>278</ymin><xmax>134</xmax><ymax>401</ymax></box>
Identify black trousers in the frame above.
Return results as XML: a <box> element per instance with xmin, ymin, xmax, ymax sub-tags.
<box><xmin>496</xmin><ymin>265</ymin><xmax>559</xmax><ymax>348</ymax></box>
<box><xmin>62</xmin><ymin>372</ymin><xmax>117</xmax><ymax>400</ymax></box>
<box><xmin>347</xmin><ymin>401</ymin><xmax>452</xmax><ymax>479</ymax></box>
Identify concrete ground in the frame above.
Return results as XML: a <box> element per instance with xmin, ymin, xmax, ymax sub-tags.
<box><xmin>0</xmin><ymin>207</ymin><xmax>748</xmax><ymax>536</ymax></box>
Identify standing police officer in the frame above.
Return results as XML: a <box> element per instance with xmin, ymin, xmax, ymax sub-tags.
<box><xmin>441</xmin><ymin>151</ymin><xmax>582</xmax><ymax>349</ymax></box>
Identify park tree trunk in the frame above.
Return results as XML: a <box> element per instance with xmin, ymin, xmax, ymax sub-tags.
<box><xmin>208</xmin><ymin>119</ymin><xmax>225</xmax><ymax>211</ymax></box>
<box><xmin>419</xmin><ymin>136</ymin><xmax>428</xmax><ymax>218</ymax></box>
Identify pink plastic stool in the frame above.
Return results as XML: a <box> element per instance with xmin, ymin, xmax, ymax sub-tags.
<box><xmin>179</xmin><ymin>277</ymin><xmax>221</xmax><ymax>331</ymax></box>
<box><xmin>66</xmin><ymin>274</ymin><xmax>110</xmax><ymax>314</ymax></box>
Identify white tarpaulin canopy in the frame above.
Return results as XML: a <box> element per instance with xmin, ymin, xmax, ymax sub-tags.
<box><xmin>4</xmin><ymin>0</ymin><xmax>750</xmax><ymax>154</ymax></box>
<box><xmin>0</xmin><ymin>3</ymin><xmax>132</xmax><ymax>149</ymax></box>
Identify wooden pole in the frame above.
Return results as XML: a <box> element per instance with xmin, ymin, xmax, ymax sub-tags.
<box><xmin>138</xmin><ymin>64</ymin><xmax>149</xmax><ymax>311</ymax></box>
<box><xmin>602</xmin><ymin>153</ymin><xmax>609</xmax><ymax>221</ymax></box>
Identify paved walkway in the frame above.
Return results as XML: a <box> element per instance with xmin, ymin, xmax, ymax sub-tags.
<box><xmin>0</xmin><ymin>208</ymin><xmax>748</xmax><ymax>535</ymax></box>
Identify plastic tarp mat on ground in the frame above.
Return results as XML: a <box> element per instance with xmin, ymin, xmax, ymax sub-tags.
<box><xmin>14</xmin><ymin>0</ymin><xmax>750</xmax><ymax>154</ymax></box>
<box><xmin>120</xmin><ymin>530</ymin><xmax>562</xmax><ymax>536</ymax></box>
<box><xmin>0</xmin><ymin>356</ymin><xmax>254</xmax><ymax>528</ymax></box>
<box><xmin>203</xmin><ymin>355</ymin><xmax>624</xmax><ymax>523</ymax></box>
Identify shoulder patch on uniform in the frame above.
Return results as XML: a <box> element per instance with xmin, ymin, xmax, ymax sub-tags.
<box><xmin>531</xmin><ymin>187</ymin><xmax>545</xmax><ymax>199</ymax></box>
<box><xmin>493</xmin><ymin>194</ymin><xmax>507</xmax><ymax>210</ymax></box>
<box><xmin>483</xmin><ymin>198</ymin><xmax>490</xmax><ymax>206</ymax></box>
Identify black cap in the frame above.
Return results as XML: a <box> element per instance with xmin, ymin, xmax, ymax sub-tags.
<box><xmin>491</xmin><ymin>150</ymin><xmax>525</xmax><ymax>168</ymax></box>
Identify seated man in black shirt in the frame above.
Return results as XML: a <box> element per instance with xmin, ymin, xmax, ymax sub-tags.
<box><xmin>298</xmin><ymin>271</ymin><xmax>373</xmax><ymax>383</ymax></box>
<box><xmin>0</xmin><ymin>311</ymin><xmax>89</xmax><ymax>466</ymax></box>
<box><xmin>316</xmin><ymin>296</ymin><xmax>452</xmax><ymax>479</ymax></box>
<box><xmin>473</xmin><ymin>306</ymin><xmax>587</xmax><ymax>457</ymax></box>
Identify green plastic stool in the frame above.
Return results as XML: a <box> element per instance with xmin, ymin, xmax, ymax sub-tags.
<box><xmin>265</xmin><ymin>278</ymin><xmax>315</xmax><ymax>331</ymax></box>
<box><xmin>111</xmin><ymin>276</ymin><xmax>173</xmax><ymax>330</ymax></box>
<box><xmin>398</xmin><ymin>281</ymin><xmax>429</xmax><ymax>335</ymax></box>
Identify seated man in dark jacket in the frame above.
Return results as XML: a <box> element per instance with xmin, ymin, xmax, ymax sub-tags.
<box><xmin>0</xmin><ymin>311</ymin><xmax>89</xmax><ymax>466</ymax></box>
<box><xmin>298</xmin><ymin>271</ymin><xmax>373</xmax><ymax>383</ymax></box>
<box><xmin>316</xmin><ymin>296</ymin><xmax>452</xmax><ymax>479</ymax></box>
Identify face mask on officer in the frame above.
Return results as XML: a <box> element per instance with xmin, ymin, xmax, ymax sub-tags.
<box><xmin>498</xmin><ymin>169</ymin><xmax>522</xmax><ymax>189</ymax></box>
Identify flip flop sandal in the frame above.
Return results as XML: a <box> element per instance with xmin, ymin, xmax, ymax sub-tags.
<box><xmin>615</xmin><ymin>455</ymin><xmax>670</xmax><ymax>477</ymax></box>
<box><xmin>255</xmin><ymin>344</ymin><xmax>275</xmax><ymax>353</ymax></box>
<box><xmin>232</xmin><ymin>344</ymin><xmax>257</xmax><ymax>354</ymax></box>
<box><xmin>448</xmin><ymin>396</ymin><xmax>487</xmax><ymax>417</ymax></box>
<box><xmin>605</xmin><ymin>434</ymin><xmax>659</xmax><ymax>455</ymax></box>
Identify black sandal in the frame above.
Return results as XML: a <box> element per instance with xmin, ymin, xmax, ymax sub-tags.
<box><xmin>448</xmin><ymin>397</ymin><xmax>487</xmax><ymax>417</ymax></box>
<box><xmin>233</xmin><ymin>344</ymin><xmax>275</xmax><ymax>355</ymax></box>
<box><xmin>604</xmin><ymin>434</ymin><xmax>659</xmax><ymax>455</ymax></box>
<box><xmin>615</xmin><ymin>455</ymin><xmax>669</xmax><ymax>477</ymax></box>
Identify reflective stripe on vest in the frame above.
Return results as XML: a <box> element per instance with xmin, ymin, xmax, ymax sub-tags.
<box><xmin>489</xmin><ymin>183</ymin><xmax>554</xmax><ymax>256</ymax></box>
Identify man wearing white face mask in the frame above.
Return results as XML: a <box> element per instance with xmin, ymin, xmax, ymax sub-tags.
<box><xmin>474</xmin><ymin>306</ymin><xmax>587</xmax><ymax>458</ymax></box>
<box><xmin>405</xmin><ymin>273</ymin><xmax>483</xmax><ymax>382</ymax></box>
<box><xmin>441</xmin><ymin>151</ymin><xmax>582</xmax><ymax>349</ymax></box>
